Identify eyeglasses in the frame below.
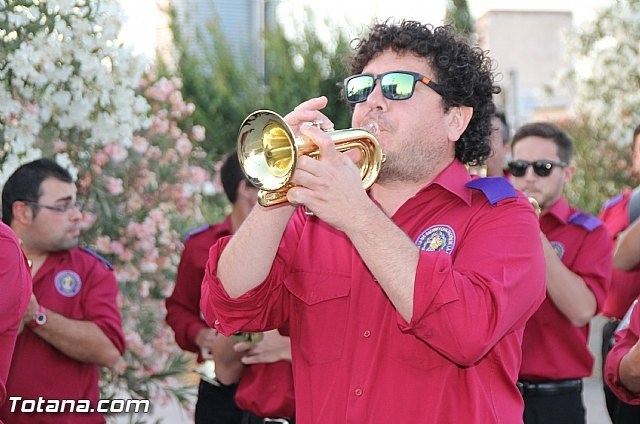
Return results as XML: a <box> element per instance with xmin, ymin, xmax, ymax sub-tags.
<box><xmin>21</xmin><ymin>200</ymin><xmax>80</xmax><ymax>214</ymax></box>
<box><xmin>508</xmin><ymin>160</ymin><xmax>567</xmax><ymax>177</ymax></box>
<box><xmin>344</xmin><ymin>71</ymin><xmax>444</xmax><ymax>104</ymax></box>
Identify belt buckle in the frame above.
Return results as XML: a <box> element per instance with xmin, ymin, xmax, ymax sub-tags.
<box><xmin>263</xmin><ymin>419</ymin><xmax>290</xmax><ymax>424</ymax></box>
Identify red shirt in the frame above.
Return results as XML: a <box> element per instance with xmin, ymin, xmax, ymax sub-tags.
<box><xmin>202</xmin><ymin>161</ymin><xmax>546</xmax><ymax>423</ymax></box>
<box><xmin>0</xmin><ymin>248</ymin><xmax>126</xmax><ymax>424</ymax></box>
<box><xmin>605</xmin><ymin>298</ymin><xmax>640</xmax><ymax>403</ymax></box>
<box><xmin>166</xmin><ymin>218</ymin><xmax>295</xmax><ymax>417</ymax></box>
<box><xmin>166</xmin><ymin>219</ymin><xmax>233</xmax><ymax>358</ymax></box>
<box><xmin>599</xmin><ymin>190</ymin><xmax>640</xmax><ymax>319</ymax></box>
<box><xmin>520</xmin><ymin>198</ymin><xmax>612</xmax><ymax>380</ymax></box>
<box><xmin>0</xmin><ymin>222</ymin><xmax>32</xmax><ymax>417</ymax></box>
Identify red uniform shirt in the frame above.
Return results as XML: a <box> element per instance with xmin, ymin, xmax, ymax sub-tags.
<box><xmin>520</xmin><ymin>198</ymin><xmax>612</xmax><ymax>381</ymax></box>
<box><xmin>605</xmin><ymin>299</ymin><xmax>640</xmax><ymax>404</ymax></box>
<box><xmin>166</xmin><ymin>218</ymin><xmax>294</xmax><ymax>418</ymax></box>
<box><xmin>166</xmin><ymin>219</ymin><xmax>233</xmax><ymax>359</ymax></box>
<box><xmin>599</xmin><ymin>190</ymin><xmax>640</xmax><ymax>319</ymax></box>
<box><xmin>0</xmin><ymin>222</ymin><xmax>32</xmax><ymax>417</ymax></box>
<box><xmin>0</xmin><ymin>248</ymin><xmax>126</xmax><ymax>424</ymax></box>
<box><xmin>202</xmin><ymin>161</ymin><xmax>546</xmax><ymax>423</ymax></box>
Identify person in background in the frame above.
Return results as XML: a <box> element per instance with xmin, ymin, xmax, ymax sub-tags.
<box><xmin>0</xmin><ymin>221</ymin><xmax>32</xmax><ymax>424</ymax></box>
<box><xmin>605</xmin><ymin>297</ymin><xmax>640</xmax><ymax>423</ymax></box>
<box><xmin>0</xmin><ymin>158</ymin><xmax>125</xmax><ymax>424</ymax></box>
<box><xmin>598</xmin><ymin>124</ymin><xmax>640</xmax><ymax>422</ymax></box>
<box><xmin>508</xmin><ymin>122</ymin><xmax>612</xmax><ymax>424</ymax></box>
<box><xmin>202</xmin><ymin>21</ymin><xmax>545</xmax><ymax>423</ymax></box>
<box><xmin>165</xmin><ymin>150</ymin><xmax>294</xmax><ymax>423</ymax></box>
<box><xmin>605</xmin><ymin>213</ymin><xmax>640</xmax><ymax>423</ymax></box>
<box><xmin>486</xmin><ymin>111</ymin><xmax>511</xmax><ymax>177</ymax></box>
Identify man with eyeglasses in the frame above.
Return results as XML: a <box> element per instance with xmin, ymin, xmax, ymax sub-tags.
<box><xmin>0</xmin><ymin>221</ymin><xmax>32</xmax><ymax>423</ymax></box>
<box><xmin>202</xmin><ymin>21</ymin><xmax>546</xmax><ymax>423</ymax></box>
<box><xmin>0</xmin><ymin>158</ymin><xmax>125</xmax><ymax>424</ymax></box>
<box><xmin>508</xmin><ymin>122</ymin><xmax>612</xmax><ymax>424</ymax></box>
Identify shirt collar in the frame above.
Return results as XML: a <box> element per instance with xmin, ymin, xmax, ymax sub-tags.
<box><xmin>424</xmin><ymin>160</ymin><xmax>473</xmax><ymax>206</ymax></box>
<box><xmin>544</xmin><ymin>197</ymin><xmax>571</xmax><ymax>223</ymax></box>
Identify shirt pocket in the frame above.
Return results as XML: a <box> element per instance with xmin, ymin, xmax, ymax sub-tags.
<box><xmin>285</xmin><ymin>271</ymin><xmax>351</xmax><ymax>365</ymax></box>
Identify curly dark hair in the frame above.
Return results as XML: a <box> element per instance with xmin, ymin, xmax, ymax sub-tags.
<box><xmin>349</xmin><ymin>21</ymin><xmax>500</xmax><ymax>165</ymax></box>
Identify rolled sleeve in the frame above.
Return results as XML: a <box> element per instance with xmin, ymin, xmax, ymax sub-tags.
<box><xmin>398</xmin><ymin>197</ymin><xmax>546</xmax><ymax>366</ymax></box>
<box><xmin>605</xmin><ymin>304</ymin><xmax>640</xmax><ymax>404</ymax></box>
<box><xmin>201</xmin><ymin>237</ymin><xmax>289</xmax><ymax>336</ymax></box>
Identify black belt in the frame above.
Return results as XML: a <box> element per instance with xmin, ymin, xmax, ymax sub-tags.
<box><xmin>518</xmin><ymin>379</ymin><xmax>583</xmax><ymax>397</ymax></box>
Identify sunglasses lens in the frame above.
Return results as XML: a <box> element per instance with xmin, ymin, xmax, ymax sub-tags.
<box><xmin>381</xmin><ymin>72</ymin><xmax>415</xmax><ymax>100</ymax></box>
<box><xmin>508</xmin><ymin>161</ymin><xmax>528</xmax><ymax>177</ymax></box>
<box><xmin>532</xmin><ymin>161</ymin><xmax>553</xmax><ymax>177</ymax></box>
<box><xmin>346</xmin><ymin>75</ymin><xmax>374</xmax><ymax>103</ymax></box>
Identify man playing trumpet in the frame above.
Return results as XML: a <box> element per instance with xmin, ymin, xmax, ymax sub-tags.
<box><xmin>202</xmin><ymin>21</ymin><xmax>546</xmax><ymax>423</ymax></box>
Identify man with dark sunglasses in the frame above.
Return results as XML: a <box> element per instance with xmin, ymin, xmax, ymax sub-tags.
<box><xmin>202</xmin><ymin>21</ymin><xmax>546</xmax><ymax>423</ymax></box>
<box><xmin>0</xmin><ymin>158</ymin><xmax>125</xmax><ymax>424</ymax></box>
<box><xmin>509</xmin><ymin>122</ymin><xmax>612</xmax><ymax>424</ymax></box>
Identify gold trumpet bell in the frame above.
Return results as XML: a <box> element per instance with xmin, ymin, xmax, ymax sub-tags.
<box><xmin>238</xmin><ymin>110</ymin><xmax>383</xmax><ymax>207</ymax></box>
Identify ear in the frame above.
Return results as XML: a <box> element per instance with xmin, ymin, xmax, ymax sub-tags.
<box><xmin>11</xmin><ymin>201</ymin><xmax>35</xmax><ymax>226</ymax></box>
<box><xmin>446</xmin><ymin>105</ymin><xmax>473</xmax><ymax>142</ymax></box>
<box><xmin>563</xmin><ymin>163</ymin><xmax>576</xmax><ymax>184</ymax></box>
<box><xmin>236</xmin><ymin>180</ymin><xmax>258</xmax><ymax>202</ymax></box>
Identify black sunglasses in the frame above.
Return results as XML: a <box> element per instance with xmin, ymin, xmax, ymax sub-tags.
<box><xmin>344</xmin><ymin>71</ymin><xmax>444</xmax><ymax>104</ymax></box>
<box><xmin>508</xmin><ymin>160</ymin><xmax>567</xmax><ymax>177</ymax></box>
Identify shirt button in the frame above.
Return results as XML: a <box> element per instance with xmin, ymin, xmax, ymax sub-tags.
<box><xmin>214</xmin><ymin>320</ymin><xmax>220</xmax><ymax>326</ymax></box>
<box><xmin>354</xmin><ymin>388</ymin><xmax>363</xmax><ymax>397</ymax></box>
<box><xmin>363</xmin><ymin>330</ymin><xmax>371</xmax><ymax>338</ymax></box>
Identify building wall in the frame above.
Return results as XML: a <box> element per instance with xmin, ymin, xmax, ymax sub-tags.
<box><xmin>167</xmin><ymin>0</ymin><xmax>278</xmax><ymax>74</ymax></box>
<box><xmin>476</xmin><ymin>10</ymin><xmax>573</xmax><ymax>129</ymax></box>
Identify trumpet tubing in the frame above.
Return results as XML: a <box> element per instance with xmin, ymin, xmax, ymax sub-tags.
<box><xmin>238</xmin><ymin>110</ymin><xmax>384</xmax><ymax>207</ymax></box>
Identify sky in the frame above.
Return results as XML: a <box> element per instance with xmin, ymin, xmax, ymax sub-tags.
<box><xmin>118</xmin><ymin>0</ymin><xmax>611</xmax><ymax>58</ymax></box>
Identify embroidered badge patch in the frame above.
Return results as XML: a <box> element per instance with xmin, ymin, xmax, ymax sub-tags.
<box><xmin>415</xmin><ymin>225</ymin><xmax>456</xmax><ymax>254</ymax></box>
<box><xmin>54</xmin><ymin>270</ymin><xmax>82</xmax><ymax>297</ymax></box>
<box><xmin>550</xmin><ymin>241</ymin><xmax>565</xmax><ymax>259</ymax></box>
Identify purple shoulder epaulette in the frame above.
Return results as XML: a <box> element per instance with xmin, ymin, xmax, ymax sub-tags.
<box><xmin>465</xmin><ymin>177</ymin><xmax>517</xmax><ymax>205</ymax></box>
<box><xmin>183</xmin><ymin>224</ymin><xmax>211</xmax><ymax>242</ymax></box>
<box><xmin>568</xmin><ymin>212</ymin><xmax>603</xmax><ymax>232</ymax></box>
<box><xmin>80</xmin><ymin>246</ymin><xmax>114</xmax><ymax>270</ymax></box>
<box><xmin>602</xmin><ymin>194</ymin><xmax>623</xmax><ymax>210</ymax></box>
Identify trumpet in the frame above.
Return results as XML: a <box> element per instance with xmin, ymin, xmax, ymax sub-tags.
<box><xmin>528</xmin><ymin>196</ymin><xmax>542</xmax><ymax>216</ymax></box>
<box><xmin>237</xmin><ymin>110</ymin><xmax>384</xmax><ymax>207</ymax></box>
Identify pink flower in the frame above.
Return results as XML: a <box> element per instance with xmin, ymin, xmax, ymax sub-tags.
<box><xmin>104</xmin><ymin>143</ymin><xmax>128</xmax><ymax>162</ymax></box>
<box><xmin>175</xmin><ymin>135</ymin><xmax>192</xmax><ymax>156</ymax></box>
<box><xmin>191</xmin><ymin>125</ymin><xmax>205</xmax><ymax>141</ymax></box>
<box><xmin>109</xmin><ymin>240</ymin><xmax>125</xmax><ymax>256</ymax></box>
<box><xmin>186</xmin><ymin>166</ymin><xmax>209</xmax><ymax>186</ymax></box>
<box><xmin>92</xmin><ymin>151</ymin><xmax>109</xmax><ymax>167</ymax></box>
<box><xmin>95</xmin><ymin>236</ymin><xmax>112</xmax><ymax>253</ymax></box>
<box><xmin>119</xmin><ymin>249</ymin><xmax>134</xmax><ymax>262</ymax></box>
<box><xmin>105</xmin><ymin>176</ymin><xmax>124</xmax><ymax>195</ymax></box>
<box><xmin>131</xmin><ymin>136</ymin><xmax>149</xmax><ymax>153</ymax></box>
<box><xmin>54</xmin><ymin>139</ymin><xmax>67</xmax><ymax>152</ymax></box>
<box><xmin>79</xmin><ymin>212</ymin><xmax>96</xmax><ymax>230</ymax></box>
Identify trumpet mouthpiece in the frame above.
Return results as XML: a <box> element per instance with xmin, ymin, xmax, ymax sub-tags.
<box><xmin>361</xmin><ymin>119</ymin><xmax>380</xmax><ymax>136</ymax></box>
